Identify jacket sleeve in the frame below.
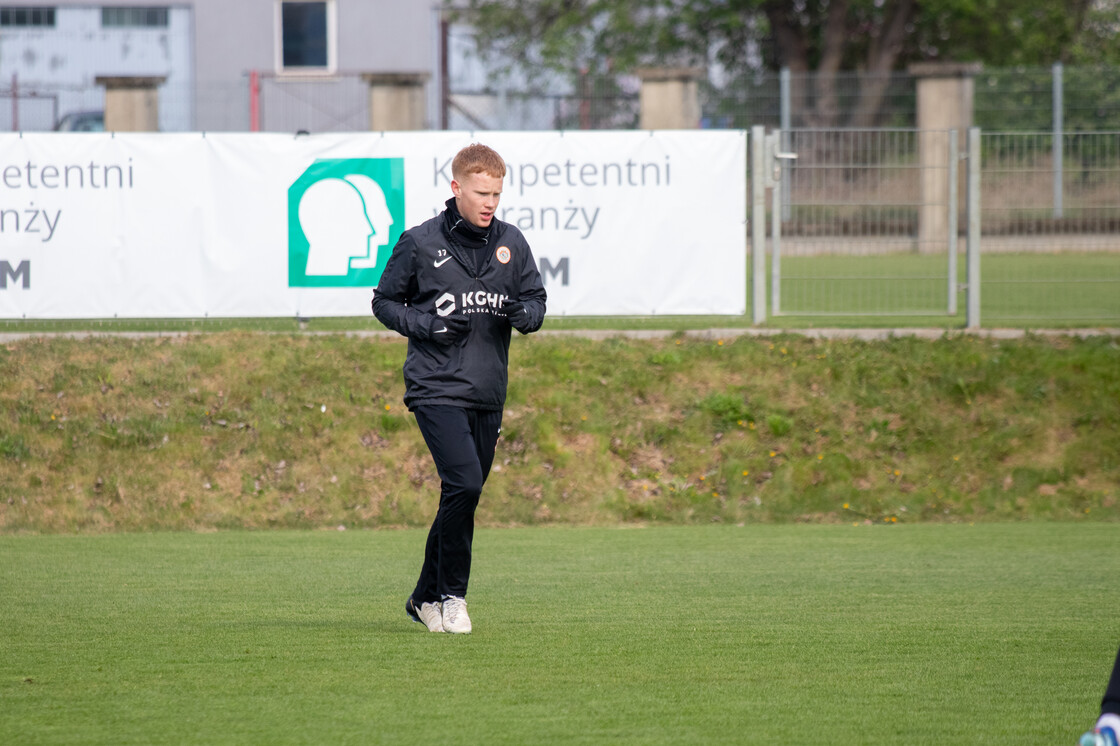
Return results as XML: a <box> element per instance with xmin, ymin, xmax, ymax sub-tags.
<box><xmin>370</xmin><ymin>233</ymin><xmax>431</xmax><ymax>339</ymax></box>
<box><xmin>514</xmin><ymin>243</ymin><xmax>547</xmax><ymax>334</ymax></box>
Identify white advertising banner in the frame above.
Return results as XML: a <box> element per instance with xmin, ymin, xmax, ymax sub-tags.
<box><xmin>0</xmin><ymin>130</ymin><xmax>746</xmax><ymax>318</ymax></box>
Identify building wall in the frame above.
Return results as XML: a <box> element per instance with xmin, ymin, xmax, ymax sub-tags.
<box><xmin>0</xmin><ymin>1</ymin><xmax>435</xmax><ymax>132</ymax></box>
<box><xmin>0</xmin><ymin>4</ymin><xmax>191</xmax><ymax>130</ymax></box>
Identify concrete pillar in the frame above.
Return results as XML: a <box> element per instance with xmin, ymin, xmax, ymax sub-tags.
<box><xmin>635</xmin><ymin>67</ymin><xmax>705</xmax><ymax>130</ymax></box>
<box><xmin>908</xmin><ymin>62</ymin><xmax>981</xmax><ymax>253</ymax></box>
<box><xmin>95</xmin><ymin>76</ymin><xmax>166</xmax><ymax>132</ymax></box>
<box><xmin>362</xmin><ymin>72</ymin><xmax>430</xmax><ymax>131</ymax></box>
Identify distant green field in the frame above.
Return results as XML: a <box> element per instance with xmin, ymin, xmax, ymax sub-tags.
<box><xmin>776</xmin><ymin>251</ymin><xmax>1120</xmax><ymax>324</ymax></box>
<box><xmin>1</xmin><ymin>524</ymin><xmax>1116</xmax><ymax>745</ymax></box>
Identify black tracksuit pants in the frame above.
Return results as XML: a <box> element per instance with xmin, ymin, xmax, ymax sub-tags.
<box><xmin>1103</xmin><ymin>645</ymin><xmax>1120</xmax><ymax>716</ymax></box>
<box><xmin>411</xmin><ymin>405</ymin><xmax>502</xmax><ymax>604</ymax></box>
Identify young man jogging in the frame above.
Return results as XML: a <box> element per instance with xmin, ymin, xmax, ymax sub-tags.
<box><xmin>371</xmin><ymin>143</ymin><xmax>546</xmax><ymax>634</ymax></box>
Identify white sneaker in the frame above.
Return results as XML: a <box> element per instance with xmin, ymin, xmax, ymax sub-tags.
<box><xmin>1082</xmin><ymin>714</ymin><xmax>1120</xmax><ymax>746</ymax></box>
<box><xmin>442</xmin><ymin>595</ymin><xmax>472</xmax><ymax>634</ymax></box>
<box><xmin>405</xmin><ymin>596</ymin><xmax>444</xmax><ymax>633</ymax></box>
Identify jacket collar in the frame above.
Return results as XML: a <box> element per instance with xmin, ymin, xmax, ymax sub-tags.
<box><xmin>443</xmin><ymin>197</ymin><xmax>491</xmax><ymax>250</ymax></box>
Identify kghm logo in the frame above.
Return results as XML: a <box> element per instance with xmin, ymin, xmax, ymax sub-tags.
<box><xmin>435</xmin><ymin>292</ymin><xmax>456</xmax><ymax>317</ymax></box>
<box><xmin>460</xmin><ymin>290</ymin><xmax>508</xmax><ymax>315</ymax></box>
<box><xmin>288</xmin><ymin>158</ymin><xmax>405</xmax><ymax>287</ymax></box>
<box><xmin>431</xmin><ymin>290</ymin><xmax>509</xmax><ymax>317</ymax></box>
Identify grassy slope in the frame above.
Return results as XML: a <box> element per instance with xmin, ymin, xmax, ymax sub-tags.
<box><xmin>0</xmin><ymin>332</ymin><xmax>1117</xmax><ymax>532</ymax></box>
<box><xmin>1</xmin><ymin>525</ymin><xmax>1116</xmax><ymax>745</ymax></box>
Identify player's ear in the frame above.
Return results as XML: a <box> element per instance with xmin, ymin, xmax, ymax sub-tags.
<box><xmin>450</xmin><ymin>179</ymin><xmax>462</xmax><ymax>198</ymax></box>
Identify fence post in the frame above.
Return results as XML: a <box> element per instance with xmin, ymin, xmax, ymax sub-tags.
<box><xmin>948</xmin><ymin>129</ymin><xmax>958</xmax><ymax>315</ymax></box>
<box><xmin>249</xmin><ymin>70</ymin><xmax>261</xmax><ymax>132</ymax></box>
<box><xmin>1052</xmin><ymin>61</ymin><xmax>1063</xmax><ymax>218</ymax></box>
<box><xmin>751</xmin><ymin>125</ymin><xmax>767</xmax><ymax>324</ymax></box>
<box><xmin>910</xmin><ymin>62</ymin><xmax>981</xmax><ymax>254</ymax></box>
<box><xmin>362</xmin><ymin>73</ymin><xmax>430</xmax><ymax>131</ymax></box>
<box><xmin>95</xmin><ymin>76</ymin><xmax>167</xmax><ymax>131</ymax></box>
<box><xmin>768</xmin><ymin>131</ymin><xmax>782</xmax><ymax>317</ymax></box>
<box><xmin>780</xmin><ymin>67</ymin><xmax>791</xmax><ymax>221</ymax></box>
<box><xmin>635</xmin><ymin>67</ymin><xmax>705</xmax><ymax>129</ymax></box>
<box><xmin>966</xmin><ymin>127</ymin><xmax>981</xmax><ymax>329</ymax></box>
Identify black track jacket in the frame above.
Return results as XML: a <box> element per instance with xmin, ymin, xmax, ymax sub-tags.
<box><xmin>371</xmin><ymin>200</ymin><xmax>547</xmax><ymax>411</ymax></box>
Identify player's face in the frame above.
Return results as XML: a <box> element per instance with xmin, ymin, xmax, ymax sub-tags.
<box><xmin>452</xmin><ymin>171</ymin><xmax>503</xmax><ymax>229</ymax></box>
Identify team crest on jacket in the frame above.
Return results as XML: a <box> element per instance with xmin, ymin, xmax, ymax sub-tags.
<box><xmin>495</xmin><ymin>246</ymin><xmax>511</xmax><ymax>264</ymax></box>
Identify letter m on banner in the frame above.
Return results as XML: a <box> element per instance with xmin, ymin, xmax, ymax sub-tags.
<box><xmin>0</xmin><ymin>260</ymin><xmax>30</xmax><ymax>289</ymax></box>
<box><xmin>540</xmin><ymin>256</ymin><xmax>569</xmax><ymax>286</ymax></box>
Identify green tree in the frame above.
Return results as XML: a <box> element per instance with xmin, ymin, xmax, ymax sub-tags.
<box><xmin>1067</xmin><ymin>0</ymin><xmax>1120</xmax><ymax>65</ymax></box>
<box><xmin>449</xmin><ymin>0</ymin><xmax>1118</xmax><ymax>127</ymax></box>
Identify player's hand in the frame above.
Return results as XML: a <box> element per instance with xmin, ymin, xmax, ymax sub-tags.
<box><xmin>503</xmin><ymin>300</ymin><xmax>529</xmax><ymax>330</ymax></box>
<box><xmin>428</xmin><ymin>314</ymin><xmax>470</xmax><ymax>345</ymax></box>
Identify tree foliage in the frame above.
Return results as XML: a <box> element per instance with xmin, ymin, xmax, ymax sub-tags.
<box><xmin>449</xmin><ymin>0</ymin><xmax>1120</xmax><ymax>126</ymax></box>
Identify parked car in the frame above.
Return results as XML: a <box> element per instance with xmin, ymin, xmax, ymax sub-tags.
<box><xmin>54</xmin><ymin>111</ymin><xmax>105</xmax><ymax>132</ymax></box>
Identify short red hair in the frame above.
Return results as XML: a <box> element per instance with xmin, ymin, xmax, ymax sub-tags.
<box><xmin>452</xmin><ymin>143</ymin><xmax>506</xmax><ymax>181</ymax></box>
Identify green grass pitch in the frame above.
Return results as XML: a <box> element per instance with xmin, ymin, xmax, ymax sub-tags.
<box><xmin>2</xmin><ymin>524</ymin><xmax>1115</xmax><ymax>744</ymax></box>
<box><xmin>777</xmin><ymin>251</ymin><xmax>1120</xmax><ymax>322</ymax></box>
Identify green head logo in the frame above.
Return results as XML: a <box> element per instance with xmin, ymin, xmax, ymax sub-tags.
<box><xmin>288</xmin><ymin>158</ymin><xmax>405</xmax><ymax>287</ymax></box>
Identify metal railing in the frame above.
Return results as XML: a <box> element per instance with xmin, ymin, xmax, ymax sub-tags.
<box><xmin>977</xmin><ymin>130</ymin><xmax>1120</xmax><ymax>323</ymax></box>
<box><xmin>752</xmin><ymin>127</ymin><xmax>1120</xmax><ymax>325</ymax></box>
<box><xmin>762</xmin><ymin>128</ymin><xmax>958</xmax><ymax>318</ymax></box>
<box><xmin>4</xmin><ymin>65</ymin><xmax>1120</xmax><ymax>134</ymax></box>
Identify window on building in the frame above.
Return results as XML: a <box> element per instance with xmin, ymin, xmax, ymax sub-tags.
<box><xmin>101</xmin><ymin>7</ymin><xmax>169</xmax><ymax>28</ymax></box>
<box><xmin>0</xmin><ymin>7</ymin><xmax>56</xmax><ymax>27</ymax></box>
<box><xmin>278</xmin><ymin>1</ymin><xmax>335</xmax><ymax>73</ymax></box>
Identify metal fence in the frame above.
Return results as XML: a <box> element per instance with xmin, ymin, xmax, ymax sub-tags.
<box><xmin>763</xmin><ymin>129</ymin><xmax>958</xmax><ymax>318</ymax></box>
<box><xmin>704</xmin><ymin>64</ymin><xmax>1120</xmax><ymax>133</ymax></box>
<box><xmin>977</xmin><ymin>131</ymin><xmax>1120</xmax><ymax>322</ymax></box>
<box><xmin>4</xmin><ymin>64</ymin><xmax>1120</xmax><ymax>135</ymax></box>
<box><xmin>703</xmin><ymin>71</ymin><xmax>918</xmax><ymax>130</ymax></box>
<box><xmin>445</xmin><ymin>88</ymin><xmax>639</xmax><ymax>132</ymax></box>
<box><xmin>753</xmin><ymin>127</ymin><xmax>1120</xmax><ymax>325</ymax></box>
<box><xmin>4</xmin><ymin>55</ymin><xmax>1118</xmax><ymax>326</ymax></box>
